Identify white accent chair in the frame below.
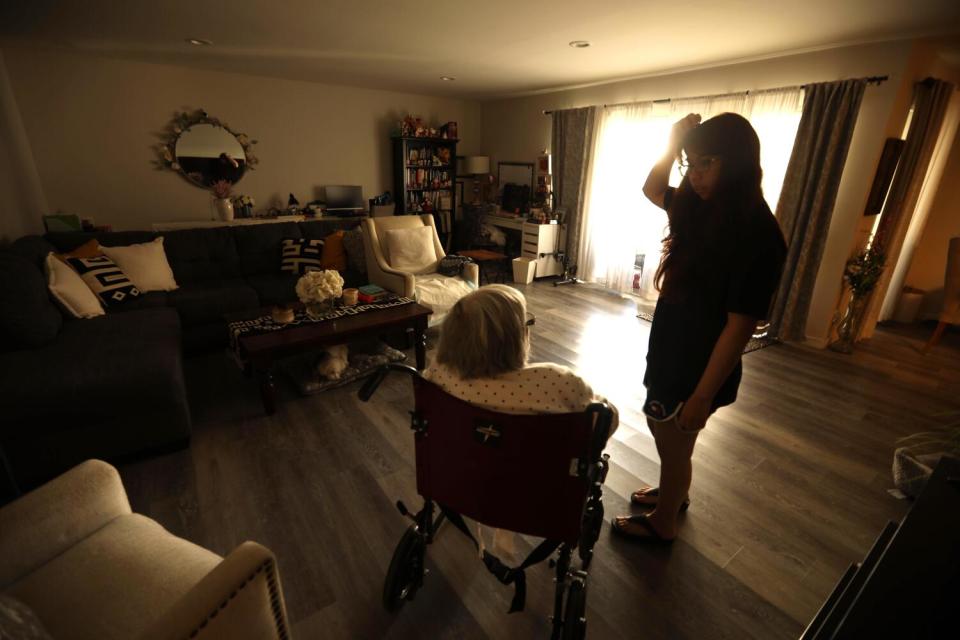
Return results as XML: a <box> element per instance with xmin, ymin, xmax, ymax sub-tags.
<box><xmin>0</xmin><ymin>460</ymin><xmax>290</xmax><ymax>640</ymax></box>
<box><xmin>361</xmin><ymin>215</ymin><xmax>478</xmax><ymax>325</ymax></box>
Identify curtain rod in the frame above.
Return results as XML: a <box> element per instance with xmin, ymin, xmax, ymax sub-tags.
<box><xmin>542</xmin><ymin>75</ymin><xmax>888</xmax><ymax>115</ymax></box>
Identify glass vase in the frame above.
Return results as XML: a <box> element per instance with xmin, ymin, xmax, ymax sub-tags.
<box><xmin>829</xmin><ymin>293</ymin><xmax>869</xmax><ymax>353</ymax></box>
<box><xmin>305</xmin><ymin>300</ymin><xmax>334</xmax><ymax>320</ymax></box>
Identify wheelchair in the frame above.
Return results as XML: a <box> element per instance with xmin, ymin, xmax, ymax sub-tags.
<box><xmin>359</xmin><ymin>363</ymin><xmax>612</xmax><ymax>640</ymax></box>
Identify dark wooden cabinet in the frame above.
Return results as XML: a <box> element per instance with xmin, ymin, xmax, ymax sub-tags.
<box><xmin>392</xmin><ymin>136</ymin><xmax>458</xmax><ymax>249</ymax></box>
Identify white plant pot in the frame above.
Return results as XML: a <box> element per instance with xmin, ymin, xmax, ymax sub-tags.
<box><xmin>214</xmin><ymin>198</ymin><xmax>234</xmax><ymax>222</ymax></box>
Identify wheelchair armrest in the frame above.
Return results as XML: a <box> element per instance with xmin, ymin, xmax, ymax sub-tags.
<box><xmin>586</xmin><ymin>402</ymin><xmax>614</xmax><ymax>463</ymax></box>
<box><xmin>357</xmin><ymin>363</ymin><xmax>421</xmax><ymax>401</ymax></box>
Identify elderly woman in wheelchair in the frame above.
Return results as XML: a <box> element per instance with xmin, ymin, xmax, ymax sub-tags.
<box><xmin>426</xmin><ymin>284</ymin><xmax>619</xmax><ymax>429</ymax></box>
<box><xmin>359</xmin><ymin>285</ymin><xmax>618</xmax><ymax>640</ymax></box>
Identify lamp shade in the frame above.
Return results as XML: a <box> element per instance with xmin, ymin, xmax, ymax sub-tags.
<box><xmin>460</xmin><ymin>155</ymin><xmax>490</xmax><ymax>175</ymax></box>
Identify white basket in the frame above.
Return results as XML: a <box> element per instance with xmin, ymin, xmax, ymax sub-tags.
<box><xmin>512</xmin><ymin>257</ymin><xmax>536</xmax><ymax>284</ymax></box>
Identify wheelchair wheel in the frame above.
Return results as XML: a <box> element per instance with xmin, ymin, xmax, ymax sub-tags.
<box><xmin>383</xmin><ymin>525</ymin><xmax>425</xmax><ymax>612</ymax></box>
<box><xmin>562</xmin><ymin>579</ymin><xmax>587</xmax><ymax>640</ymax></box>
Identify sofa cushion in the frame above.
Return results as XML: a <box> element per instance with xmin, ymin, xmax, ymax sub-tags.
<box><xmin>8</xmin><ymin>514</ymin><xmax>220</xmax><ymax>640</ymax></box>
<box><xmin>162</xmin><ymin>227</ymin><xmax>242</xmax><ymax>284</ymax></box>
<box><xmin>342</xmin><ymin>228</ymin><xmax>366</xmax><ymax>274</ymax></box>
<box><xmin>319</xmin><ymin>230</ymin><xmax>348</xmax><ymax>271</ymax></box>
<box><xmin>167</xmin><ymin>279</ymin><xmax>259</xmax><ymax>327</ymax></box>
<box><xmin>10</xmin><ymin>236</ymin><xmax>58</xmax><ymax>270</ymax></box>
<box><xmin>385</xmin><ymin>226</ymin><xmax>438</xmax><ymax>274</ymax></box>
<box><xmin>246</xmin><ymin>273</ymin><xmax>299</xmax><ymax>307</ymax></box>
<box><xmin>109</xmin><ymin>290</ymin><xmax>169</xmax><ymax>312</ymax></box>
<box><xmin>0</xmin><ymin>251</ymin><xmax>63</xmax><ymax>352</ymax></box>
<box><xmin>232</xmin><ymin>222</ymin><xmax>301</xmax><ymax>276</ymax></box>
<box><xmin>0</xmin><ymin>308</ymin><xmax>184</xmax><ymax>426</ymax></box>
<box><xmin>100</xmin><ymin>238</ymin><xmax>179</xmax><ymax>293</ymax></box>
<box><xmin>44</xmin><ymin>253</ymin><xmax>105</xmax><ymax>319</ymax></box>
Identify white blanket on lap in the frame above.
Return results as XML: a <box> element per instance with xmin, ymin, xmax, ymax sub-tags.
<box><xmin>414</xmin><ymin>274</ymin><xmax>476</xmax><ymax>325</ymax></box>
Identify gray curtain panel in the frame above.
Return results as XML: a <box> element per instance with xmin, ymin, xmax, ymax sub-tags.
<box><xmin>768</xmin><ymin>79</ymin><xmax>867</xmax><ymax>341</ymax></box>
<box><xmin>551</xmin><ymin>106</ymin><xmax>597</xmax><ymax>269</ymax></box>
<box><xmin>868</xmin><ymin>78</ymin><xmax>955</xmax><ymax>322</ymax></box>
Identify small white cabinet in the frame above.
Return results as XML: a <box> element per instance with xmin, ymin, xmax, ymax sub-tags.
<box><xmin>520</xmin><ymin>222</ymin><xmax>564</xmax><ymax>278</ymax></box>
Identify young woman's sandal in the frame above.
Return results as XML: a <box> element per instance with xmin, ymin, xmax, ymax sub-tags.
<box><xmin>630</xmin><ymin>486</ymin><xmax>690</xmax><ymax>511</ymax></box>
<box><xmin>610</xmin><ymin>515</ymin><xmax>675</xmax><ymax>544</ymax></box>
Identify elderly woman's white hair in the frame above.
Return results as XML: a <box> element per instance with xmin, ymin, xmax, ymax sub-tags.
<box><xmin>435</xmin><ymin>284</ymin><xmax>530</xmax><ymax>379</ymax></box>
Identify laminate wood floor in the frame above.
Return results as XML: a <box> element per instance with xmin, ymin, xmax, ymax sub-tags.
<box><xmin>118</xmin><ymin>282</ymin><xmax>960</xmax><ymax>639</ymax></box>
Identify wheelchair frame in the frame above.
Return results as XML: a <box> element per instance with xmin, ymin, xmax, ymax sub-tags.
<box><xmin>359</xmin><ymin>363</ymin><xmax>611</xmax><ymax>640</ymax></box>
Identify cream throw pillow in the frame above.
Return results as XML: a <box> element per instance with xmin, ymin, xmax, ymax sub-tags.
<box><xmin>45</xmin><ymin>253</ymin><xmax>105</xmax><ymax>319</ymax></box>
<box><xmin>101</xmin><ymin>237</ymin><xmax>178</xmax><ymax>292</ymax></box>
<box><xmin>385</xmin><ymin>227</ymin><xmax>438</xmax><ymax>274</ymax></box>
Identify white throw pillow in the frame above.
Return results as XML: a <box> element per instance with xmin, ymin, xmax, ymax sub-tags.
<box><xmin>385</xmin><ymin>227</ymin><xmax>438</xmax><ymax>274</ymax></box>
<box><xmin>45</xmin><ymin>253</ymin><xmax>105</xmax><ymax>319</ymax></box>
<box><xmin>101</xmin><ymin>237</ymin><xmax>178</xmax><ymax>292</ymax></box>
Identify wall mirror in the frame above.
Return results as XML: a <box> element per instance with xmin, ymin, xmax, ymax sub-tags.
<box><xmin>497</xmin><ymin>161</ymin><xmax>534</xmax><ymax>214</ymax></box>
<box><xmin>156</xmin><ymin>109</ymin><xmax>258</xmax><ymax>188</ymax></box>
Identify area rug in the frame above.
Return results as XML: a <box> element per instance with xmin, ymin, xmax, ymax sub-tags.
<box><xmin>282</xmin><ymin>339</ymin><xmax>407</xmax><ymax>395</ymax></box>
<box><xmin>636</xmin><ymin>312</ymin><xmax>780</xmax><ymax>354</ymax></box>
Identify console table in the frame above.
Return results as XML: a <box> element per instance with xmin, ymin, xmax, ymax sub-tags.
<box><xmin>152</xmin><ymin>215</ymin><xmax>371</xmax><ymax>232</ymax></box>
<box><xmin>152</xmin><ymin>216</ymin><xmax>306</xmax><ymax>231</ymax></box>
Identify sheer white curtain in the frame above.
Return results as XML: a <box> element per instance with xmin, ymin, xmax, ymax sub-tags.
<box><xmin>578</xmin><ymin>88</ymin><xmax>804</xmax><ymax>299</ymax></box>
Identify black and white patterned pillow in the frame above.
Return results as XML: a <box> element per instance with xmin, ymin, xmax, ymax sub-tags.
<box><xmin>66</xmin><ymin>255</ymin><xmax>141</xmax><ymax>307</ymax></box>
<box><xmin>281</xmin><ymin>238</ymin><xmax>324</xmax><ymax>274</ymax></box>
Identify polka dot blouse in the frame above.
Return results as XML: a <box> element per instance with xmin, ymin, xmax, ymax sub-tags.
<box><xmin>424</xmin><ymin>362</ymin><xmax>605</xmax><ymax>417</ymax></box>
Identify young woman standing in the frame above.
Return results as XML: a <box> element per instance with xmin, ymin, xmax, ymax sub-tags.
<box><xmin>612</xmin><ymin>112</ymin><xmax>787</xmax><ymax>543</ymax></box>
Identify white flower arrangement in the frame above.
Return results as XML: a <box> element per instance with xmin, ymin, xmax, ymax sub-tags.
<box><xmin>296</xmin><ymin>269</ymin><xmax>344</xmax><ymax>305</ymax></box>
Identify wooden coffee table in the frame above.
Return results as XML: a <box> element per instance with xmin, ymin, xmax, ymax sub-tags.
<box><xmin>229</xmin><ymin>302</ymin><xmax>432</xmax><ymax>415</ymax></box>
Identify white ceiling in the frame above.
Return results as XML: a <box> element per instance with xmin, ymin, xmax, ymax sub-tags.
<box><xmin>2</xmin><ymin>0</ymin><xmax>959</xmax><ymax>99</ymax></box>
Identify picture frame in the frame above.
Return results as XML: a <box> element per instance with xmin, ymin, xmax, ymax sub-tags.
<box><xmin>537</xmin><ymin>153</ymin><xmax>551</xmax><ymax>175</ymax></box>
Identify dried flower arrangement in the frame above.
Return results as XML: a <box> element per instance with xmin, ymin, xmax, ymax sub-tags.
<box><xmin>843</xmin><ymin>249</ymin><xmax>886</xmax><ymax>296</ymax></box>
<box><xmin>211</xmin><ymin>180</ymin><xmax>232</xmax><ymax>200</ymax></box>
<box><xmin>296</xmin><ymin>270</ymin><xmax>344</xmax><ymax>305</ymax></box>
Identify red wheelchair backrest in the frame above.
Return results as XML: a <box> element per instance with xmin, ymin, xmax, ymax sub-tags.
<box><xmin>412</xmin><ymin>377</ymin><xmax>596</xmax><ymax>544</ymax></box>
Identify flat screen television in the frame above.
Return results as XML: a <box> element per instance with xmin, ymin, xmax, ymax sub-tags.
<box><xmin>325</xmin><ymin>185</ymin><xmax>365</xmax><ymax>214</ymax></box>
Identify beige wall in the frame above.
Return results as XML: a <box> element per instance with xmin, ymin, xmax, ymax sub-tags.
<box><xmin>1</xmin><ymin>45</ymin><xmax>482</xmax><ymax>232</ymax></box>
<box><xmin>481</xmin><ymin>40</ymin><xmax>916</xmax><ymax>345</ymax></box>
<box><xmin>903</xmin><ymin>124</ymin><xmax>960</xmax><ymax>318</ymax></box>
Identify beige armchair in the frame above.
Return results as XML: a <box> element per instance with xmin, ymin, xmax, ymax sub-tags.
<box><xmin>0</xmin><ymin>460</ymin><xmax>289</xmax><ymax>640</ymax></box>
<box><xmin>361</xmin><ymin>214</ymin><xmax>478</xmax><ymax>324</ymax></box>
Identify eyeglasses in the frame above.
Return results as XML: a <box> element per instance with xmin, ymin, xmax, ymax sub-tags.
<box><xmin>525</xmin><ymin>311</ymin><xmax>536</xmax><ymax>327</ymax></box>
<box><xmin>678</xmin><ymin>155</ymin><xmax>719</xmax><ymax>177</ymax></box>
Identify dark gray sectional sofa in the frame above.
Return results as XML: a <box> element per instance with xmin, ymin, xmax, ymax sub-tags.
<box><xmin>0</xmin><ymin>218</ymin><xmax>363</xmax><ymax>496</ymax></box>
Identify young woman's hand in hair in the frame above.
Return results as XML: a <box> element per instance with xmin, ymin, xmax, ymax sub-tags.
<box><xmin>668</xmin><ymin>113</ymin><xmax>702</xmax><ymax>158</ymax></box>
<box><xmin>643</xmin><ymin>113</ymin><xmax>702</xmax><ymax>208</ymax></box>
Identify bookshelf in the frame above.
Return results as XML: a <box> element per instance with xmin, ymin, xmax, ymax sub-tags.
<box><xmin>392</xmin><ymin>136</ymin><xmax>458</xmax><ymax>249</ymax></box>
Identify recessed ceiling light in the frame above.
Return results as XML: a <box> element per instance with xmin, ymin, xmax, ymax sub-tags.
<box><xmin>185</xmin><ymin>38</ymin><xmax>213</xmax><ymax>46</ymax></box>
<box><xmin>569</xmin><ymin>40</ymin><xmax>591</xmax><ymax>49</ymax></box>
<box><xmin>441</xmin><ymin>76</ymin><xmax>456</xmax><ymax>81</ymax></box>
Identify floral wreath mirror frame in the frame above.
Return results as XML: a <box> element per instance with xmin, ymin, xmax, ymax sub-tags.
<box><xmin>155</xmin><ymin>108</ymin><xmax>259</xmax><ymax>188</ymax></box>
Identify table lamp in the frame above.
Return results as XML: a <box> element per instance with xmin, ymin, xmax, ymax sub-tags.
<box><xmin>459</xmin><ymin>156</ymin><xmax>490</xmax><ymax>204</ymax></box>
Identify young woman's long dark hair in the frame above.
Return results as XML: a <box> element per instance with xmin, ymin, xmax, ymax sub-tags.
<box><xmin>655</xmin><ymin>113</ymin><xmax>766</xmax><ymax>296</ymax></box>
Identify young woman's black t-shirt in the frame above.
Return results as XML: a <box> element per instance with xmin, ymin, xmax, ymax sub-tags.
<box><xmin>643</xmin><ymin>187</ymin><xmax>787</xmax><ymax>412</ymax></box>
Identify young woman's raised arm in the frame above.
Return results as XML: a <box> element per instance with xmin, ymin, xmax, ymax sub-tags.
<box><xmin>643</xmin><ymin>113</ymin><xmax>701</xmax><ymax>209</ymax></box>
